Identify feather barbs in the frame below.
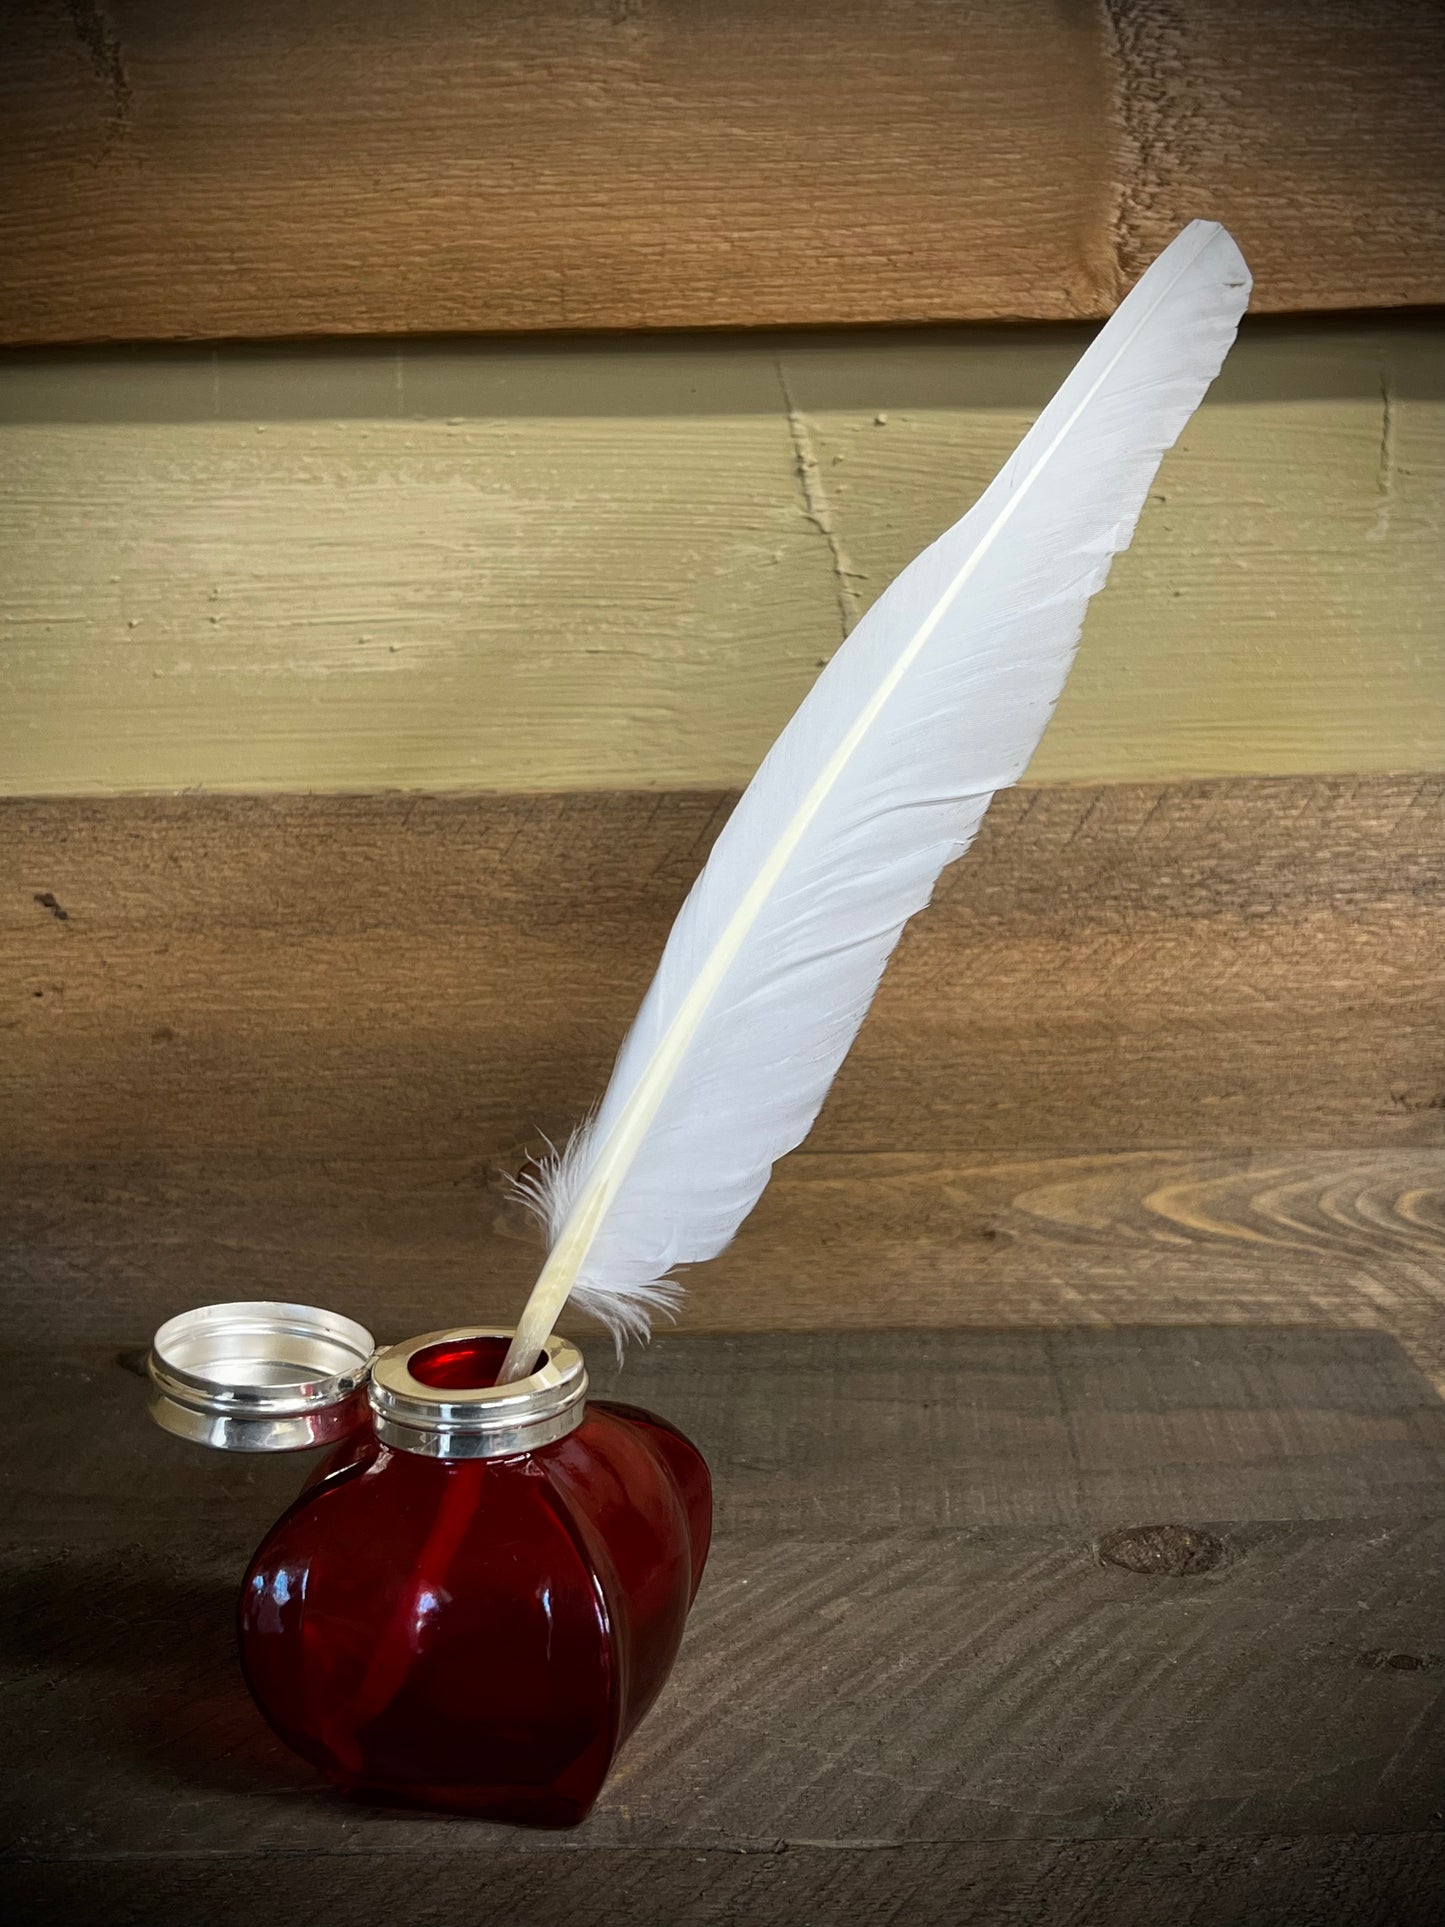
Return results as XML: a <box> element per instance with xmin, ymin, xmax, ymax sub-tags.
<box><xmin>498</xmin><ymin>222</ymin><xmax>1251</xmax><ymax>1384</ymax></box>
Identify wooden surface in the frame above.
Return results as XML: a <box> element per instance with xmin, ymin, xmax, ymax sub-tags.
<box><xmin>10</xmin><ymin>1842</ymin><xmax>1445</xmax><ymax>1927</ymax></box>
<box><xmin>3</xmin><ymin>776</ymin><xmax>1443</xmax><ymax>1381</ymax></box>
<box><xmin>3</xmin><ymin>321</ymin><xmax>1443</xmax><ymax>796</ymax></box>
<box><xmin>1</xmin><ymin>1</ymin><xmax>1442</xmax><ymax>344</ymax></box>
<box><xmin>3</xmin><ymin>1331</ymin><xmax>1443</xmax><ymax>1923</ymax></box>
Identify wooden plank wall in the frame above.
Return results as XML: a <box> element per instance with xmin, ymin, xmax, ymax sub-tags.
<box><xmin>3</xmin><ymin>323</ymin><xmax>1443</xmax><ymax>796</ymax></box>
<box><xmin>4</xmin><ymin>780</ymin><xmax>1444</xmax><ymax>1379</ymax></box>
<box><xmin>0</xmin><ymin>1</ymin><xmax>1442</xmax><ymax>1370</ymax></box>
<box><xmin>1</xmin><ymin>0</ymin><xmax>1443</xmax><ymax>343</ymax></box>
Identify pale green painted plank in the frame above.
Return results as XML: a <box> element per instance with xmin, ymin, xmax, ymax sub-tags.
<box><xmin>1</xmin><ymin>324</ymin><xmax>1441</xmax><ymax>795</ymax></box>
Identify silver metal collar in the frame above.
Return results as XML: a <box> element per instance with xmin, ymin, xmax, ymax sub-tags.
<box><xmin>368</xmin><ymin>1327</ymin><xmax>588</xmax><ymax>1460</ymax></box>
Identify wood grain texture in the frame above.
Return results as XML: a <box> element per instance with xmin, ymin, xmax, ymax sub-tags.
<box><xmin>1</xmin><ymin>1</ymin><xmax>1442</xmax><ymax>343</ymax></box>
<box><xmin>2</xmin><ymin>778</ymin><xmax>1442</xmax><ymax>1365</ymax></box>
<box><xmin>3</xmin><ymin>1333</ymin><xmax>1443</xmax><ymax>1922</ymax></box>
<box><xmin>6</xmin><ymin>1520</ymin><xmax>1442</xmax><ymax>1850</ymax></box>
<box><xmin>2</xmin><ymin>323</ymin><xmax>1443</xmax><ymax>795</ymax></box>
<box><xmin>10</xmin><ymin>1839</ymin><xmax>1445</xmax><ymax>1927</ymax></box>
<box><xmin>1103</xmin><ymin>0</ymin><xmax>1445</xmax><ymax>312</ymax></box>
<box><xmin>14</xmin><ymin>1331</ymin><xmax>1445</xmax><ymax>1546</ymax></box>
<box><xmin>0</xmin><ymin>0</ymin><xmax>1114</xmax><ymax>343</ymax></box>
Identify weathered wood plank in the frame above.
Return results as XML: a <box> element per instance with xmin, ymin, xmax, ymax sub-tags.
<box><xmin>5</xmin><ymin>1522</ymin><xmax>1444</xmax><ymax>1855</ymax></box>
<box><xmin>2</xmin><ymin>2</ymin><xmax>1441</xmax><ymax>344</ymax></box>
<box><xmin>0</xmin><ymin>0</ymin><xmax>1115</xmax><ymax>343</ymax></box>
<box><xmin>2</xmin><ymin>1334</ymin><xmax>1442</xmax><ymax>1915</ymax></box>
<box><xmin>3</xmin><ymin>324</ymin><xmax>1442</xmax><ymax>795</ymax></box>
<box><xmin>2</xmin><ymin>778</ymin><xmax>1443</xmax><ymax>1348</ymax></box>
<box><xmin>10</xmin><ymin>1836</ymin><xmax>1445</xmax><ymax>1927</ymax></box>
<box><xmin>8</xmin><ymin>1148</ymin><xmax>1445</xmax><ymax>1377</ymax></box>
<box><xmin>11</xmin><ymin>1329</ymin><xmax>1445</xmax><ymax>1548</ymax></box>
<box><xmin>1103</xmin><ymin>0</ymin><xmax>1445</xmax><ymax>315</ymax></box>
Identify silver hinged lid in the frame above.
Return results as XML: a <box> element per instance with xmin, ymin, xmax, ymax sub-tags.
<box><xmin>147</xmin><ymin>1300</ymin><xmax>377</xmax><ymax>1452</ymax></box>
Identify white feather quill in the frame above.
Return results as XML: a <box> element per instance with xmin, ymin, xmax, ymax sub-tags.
<box><xmin>498</xmin><ymin>221</ymin><xmax>1250</xmax><ymax>1384</ymax></box>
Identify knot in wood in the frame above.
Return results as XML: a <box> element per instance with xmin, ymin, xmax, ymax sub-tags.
<box><xmin>1095</xmin><ymin>1524</ymin><xmax>1228</xmax><ymax>1576</ymax></box>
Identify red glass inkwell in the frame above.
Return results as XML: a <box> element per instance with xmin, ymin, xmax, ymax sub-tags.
<box><xmin>147</xmin><ymin>1302</ymin><xmax>711</xmax><ymax>1825</ymax></box>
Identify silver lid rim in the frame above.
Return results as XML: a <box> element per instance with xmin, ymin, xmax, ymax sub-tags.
<box><xmin>145</xmin><ymin>1387</ymin><xmax>372</xmax><ymax>1454</ymax></box>
<box><xmin>369</xmin><ymin>1326</ymin><xmax>587</xmax><ymax>1460</ymax></box>
<box><xmin>147</xmin><ymin>1299</ymin><xmax>378</xmax><ymax>1453</ymax></box>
